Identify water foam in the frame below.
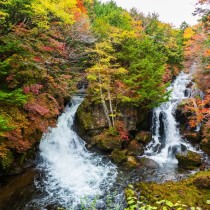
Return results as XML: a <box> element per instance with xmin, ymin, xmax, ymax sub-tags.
<box><xmin>36</xmin><ymin>96</ymin><xmax>117</xmax><ymax>208</ymax></box>
<box><xmin>145</xmin><ymin>72</ymin><xmax>197</xmax><ymax>165</ymax></box>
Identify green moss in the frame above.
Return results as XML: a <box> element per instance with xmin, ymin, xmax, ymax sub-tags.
<box><xmin>201</xmin><ymin>138</ymin><xmax>210</xmax><ymax>155</ymax></box>
<box><xmin>111</xmin><ymin>149</ymin><xmax>127</xmax><ymax>164</ymax></box>
<box><xmin>94</xmin><ymin>133</ymin><xmax>122</xmax><ymax>151</ymax></box>
<box><xmin>76</xmin><ymin>102</ymin><xmax>94</xmax><ymax>130</ymax></box>
<box><xmin>130</xmin><ymin>171</ymin><xmax>210</xmax><ymax>209</ymax></box>
<box><xmin>176</xmin><ymin>150</ymin><xmax>202</xmax><ymax>169</ymax></box>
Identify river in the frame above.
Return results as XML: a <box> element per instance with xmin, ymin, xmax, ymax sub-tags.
<box><xmin>0</xmin><ymin>70</ymin><xmax>207</xmax><ymax>209</ymax></box>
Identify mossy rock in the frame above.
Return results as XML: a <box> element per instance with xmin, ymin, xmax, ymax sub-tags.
<box><xmin>193</xmin><ymin>175</ymin><xmax>210</xmax><ymax>189</ymax></box>
<box><xmin>111</xmin><ymin>149</ymin><xmax>127</xmax><ymax>164</ymax></box>
<box><xmin>175</xmin><ymin>150</ymin><xmax>202</xmax><ymax>169</ymax></box>
<box><xmin>95</xmin><ymin>136</ymin><xmax>122</xmax><ymax>151</ymax></box>
<box><xmin>200</xmin><ymin>138</ymin><xmax>210</xmax><ymax>156</ymax></box>
<box><xmin>130</xmin><ymin>170</ymin><xmax>210</xmax><ymax>209</ymax></box>
<box><xmin>135</xmin><ymin>131</ymin><xmax>152</xmax><ymax>145</ymax></box>
<box><xmin>76</xmin><ymin>102</ymin><xmax>95</xmax><ymax>130</ymax></box>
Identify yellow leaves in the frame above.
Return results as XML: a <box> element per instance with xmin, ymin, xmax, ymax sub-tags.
<box><xmin>31</xmin><ymin>0</ymin><xmax>78</xmax><ymax>29</ymax></box>
<box><xmin>110</xmin><ymin>28</ymin><xmax>136</xmax><ymax>44</ymax></box>
<box><xmin>183</xmin><ymin>27</ymin><xmax>195</xmax><ymax>40</ymax></box>
<box><xmin>0</xmin><ymin>10</ymin><xmax>9</xmax><ymax>21</ymax></box>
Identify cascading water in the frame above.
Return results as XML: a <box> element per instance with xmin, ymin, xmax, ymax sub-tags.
<box><xmin>34</xmin><ymin>96</ymin><xmax>117</xmax><ymax>208</ymax></box>
<box><xmin>145</xmin><ymin>71</ymin><xmax>196</xmax><ymax>165</ymax></box>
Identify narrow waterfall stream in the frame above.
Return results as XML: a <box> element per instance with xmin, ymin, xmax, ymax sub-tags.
<box><xmin>145</xmin><ymin>71</ymin><xmax>196</xmax><ymax>165</ymax></box>
<box><xmin>34</xmin><ymin>96</ymin><xmax>118</xmax><ymax>209</ymax></box>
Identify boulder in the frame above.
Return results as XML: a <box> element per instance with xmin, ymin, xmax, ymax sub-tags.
<box><xmin>139</xmin><ymin>157</ymin><xmax>159</xmax><ymax>168</ymax></box>
<box><xmin>175</xmin><ymin>150</ymin><xmax>202</xmax><ymax>169</ymax></box>
<box><xmin>136</xmin><ymin>131</ymin><xmax>152</xmax><ymax>145</ymax></box>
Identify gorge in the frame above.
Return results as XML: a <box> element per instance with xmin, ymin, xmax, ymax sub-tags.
<box><xmin>0</xmin><ymin>0</ymin><xmax>209</xmax><ymax>209</ymax></box>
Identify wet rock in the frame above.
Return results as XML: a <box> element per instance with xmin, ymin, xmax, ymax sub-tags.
<box><xmin>181</xmin><ymin>144</ymin><xmax>187</xmax><ymax>152</ymax></box>
<box><xmin>127</xmin><ymin>140</ymin><xmax>144</xmax><ymax>156</ymax></box>
<box><xmin>139</xmin><ymin>157</ymin><xmax>159</xmax><ymax>168</ymax></box>
<box><xmin>193</xmin><ymin>175</ymin><xmax>210</xmax><ymax>189</ymax></box>
<box><xmin>168</xmin><ymin>145</ymin><xmax>179</xmax><ymax>156</ymax></box>
<box><xmin>175</xmin><ymin>150</ymin><xmax>202</xmax><ymax>169</ymax></box>
<box><xmin>136</xmin><ymin>131</ymin><xmax>152</xmax><ymax>145</ymax></box>
<box><xmin>153</xmin><ymin>143</ymin><xmax>161</xmax><ymax>153</ymax></box>
<box><xmin>111</xmin><ymin>149</ymin><xmax>127</xmax><ymax>164</ymax></box>
<box><xmin>159</xmin><ymin>112</ymin><xmax>167</xmax><ymax>139</ymax></box>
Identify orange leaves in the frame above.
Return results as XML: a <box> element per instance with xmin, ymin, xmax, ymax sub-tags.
<box><xmin>74</xmin><ymin>0</ymin><xmax>87</xmax><ymax>20</ymax></box>
<box><xmin>203</xmin><ymin>49</ymin><xmax>210</xmax><ymax>57</ymax></box>
<box><xmin>198</xmin><ymin>0</ymin><xmax>210</xmax><ymax>4</ymax></box>
<box><xmin>183</xmin><ymin>94</ymin><xmax>210</xmax><ymax>128</ymax></box>
<box><xmin>77</xmin><ymin>0</ymin><xmax>87</xmax><ymax>14</ymax></box>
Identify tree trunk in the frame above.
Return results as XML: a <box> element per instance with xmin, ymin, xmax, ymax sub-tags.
<box><xmin>108</xmin><ymin>88</ymin><xmax>114</xmax><ymax>126</ymax></box>
<box><xmin>99</xmin><ymin>74</ymin><xmax>112</xmax><ymax>128</ymax></box>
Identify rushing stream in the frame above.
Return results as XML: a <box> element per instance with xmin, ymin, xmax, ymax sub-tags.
<box><xmin>145</xmin><ymin>71</ymin><xmax>198</xmax><ymax>165</ymax></box>
<box><xmin>34</xmin><ymin>96</ymin><xmax>118</xmax><ymax>209</ymax></box>
<box><xmin>0</xmin><ymin>70</ymin><xmax>207</xmax><ymax>210</ymax></box>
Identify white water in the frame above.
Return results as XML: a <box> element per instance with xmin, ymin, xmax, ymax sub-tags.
<box><xmin>145</xmin><ymin>72</ymin><xmax>196</xmax><ymax>165</ymax></box>
<box><xmin>36</xmin><ymin>96</ymin><xmax>117</xmax><ymax>208</ymax></box>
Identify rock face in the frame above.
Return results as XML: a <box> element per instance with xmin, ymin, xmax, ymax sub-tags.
<box><xmin>75</xmin><ymin>98</ymin><xmax>150</xmax><ymax>139</ymax></box>
<box><xmin>175</xmin><ymin>150</ymin><xmax>202</xmax><ymax>169</ymax></box>
<box><xmin>75</xmin><ymin>98</ymin><xmax>152</xmax><ymax>168</ymax></box>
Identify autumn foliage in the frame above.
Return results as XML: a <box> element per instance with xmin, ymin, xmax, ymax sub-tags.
<box><xmin>0</xmin><ymin>0</ymin><xmax>91</xmax><ymax>170</ymax></box>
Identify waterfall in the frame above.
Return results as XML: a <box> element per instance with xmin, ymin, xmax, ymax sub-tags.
<box><xmin>145</xmin><ymin>72</ymin><xmax>195</xmax><ymax>165</ymax></box>
<box><xmin>36</xmin><ymin>96</ymin><xmax>117</xmax><ymax>208</ymax></box>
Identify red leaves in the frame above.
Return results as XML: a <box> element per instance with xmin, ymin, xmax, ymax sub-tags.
<box><xmin>23</xmin><ymin>84</ymin><xmax>43</xmax><ymax>95</ymax></box>
<box><xmin>24</xmin><ymin>103</ymin><xmax>49</xmax><ymax>116</ymax></box>
<box><xmin>33</xmin><ymin>56</ymin><xmax>42</xmax><ymax>62</ymax></box>
<box><xmin>42</xmin><ymin>46</ymin><xmax>54</xmax><ymax>51</ymax></box>
<box><xmin>115</xmin><ymin>121</ymin><xmax>129</xmax><ymax>141</ymax></box>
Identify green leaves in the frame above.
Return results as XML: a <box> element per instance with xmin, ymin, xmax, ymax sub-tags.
<box><xmin>0</xmin><ymin>115</ymin><xmax>14</xmax><ymax>134</ymax></box>
<box><xmin>0</xmin><ymin>89</ymin><xmax>28</xmax><ymax>105</ymax></box>
<box><xmin>118</xmin><ymin>36</ymin><xmax>168</xmax><ymax>108</ymax></box>
<box><xmin>91</xmin><ymin>0</ymin><xmax>132</xmax><ymax>37</ymax></box>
